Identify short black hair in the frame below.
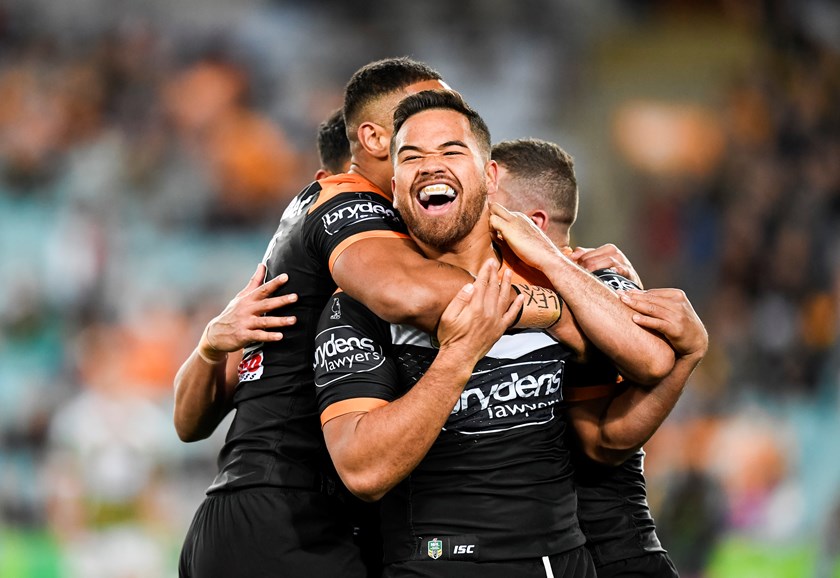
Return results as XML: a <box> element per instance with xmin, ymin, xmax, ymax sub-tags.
<box><xmin>316</xmin><ymin>108</ymin><xmax>350</xmax><ymax>174</ymax></box>
<box><xmin>491</xmin><ymin>138</ymin><xmax>578</xmax><ymax>226</ymax></box>
<box><xmin>390</xmin><ymin>89</ymin><xmax>491</xmax><ymax>160</ymax></box>
<box><xmin>343</xmin><ymin>57</ymin><xmax>442</xmax><ymax>135</ymax></box>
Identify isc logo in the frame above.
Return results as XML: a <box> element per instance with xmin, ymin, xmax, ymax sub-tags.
<box><xmin>453</xmin><ymin>545</ymin><xmax>475</xmax><ymax>555</ymax></box>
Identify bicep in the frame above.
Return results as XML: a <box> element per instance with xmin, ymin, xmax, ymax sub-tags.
<box><xmin>332</xmin><ymin>237</ymin><xmax>470</xmax><ymax>330</ymax></box>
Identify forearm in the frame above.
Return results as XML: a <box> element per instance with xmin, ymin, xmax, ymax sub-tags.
<box><xmin>324</xmin><ymin>348</ymin><xmax>473</xmax><ymax>502</ymax></box>
<box><xmin>584</xmin><ymin>351</ymin><xmax>702</xmax><ymax>464</ymax></box>
<box><xmin>334</xmin><ymin>238</ymin><xmax>469</xmax><ymax>332</ymax></box>
<box><xmin>334</xmin><ymin>238</ymin><xmax>558</xmax><ymax>333</ymax></box>
<box><xmin>173</xmin><ymin>346</ymin><xmax>240</xmax><ymax>442</ymax></box>
<box><xmin>542</xmin><ymin>256</ymin><xmax>675</xmax><ymax>384</ymax></box>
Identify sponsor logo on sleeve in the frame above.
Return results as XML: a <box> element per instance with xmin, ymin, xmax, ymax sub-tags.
<box><xmin>238</xmin><ymin>348</ymin><xmax>265</xmax><ymax>382</ymax></box>
<box><xmin>313</xmin><ymin>325</ymin><xmax>386</xmax><ymax>387</ymax></box>
<box><xmin>321</xmin><ymin>198</ymin><xmax>400</xmax><ymax>235</ymax></box>
<box><xmin>594</xmin><ymin>269</ymin><xmax>640</xmax><ymax>292</ymax></box>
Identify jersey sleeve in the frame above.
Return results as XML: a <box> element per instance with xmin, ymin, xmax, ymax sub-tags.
<box><xmin>305</xmin><ymin>185</ymin><xmax>410</xmax><ymax>272</ymax></box>
<box><xmin>314</xmin><ymin>291</ymin><xmax>402</xmax><ymax>425</ymax></box>
<box><xmin>562</xmin><ymin>352</ymin><xmax>622</xmax><ymax>402</ymax></box>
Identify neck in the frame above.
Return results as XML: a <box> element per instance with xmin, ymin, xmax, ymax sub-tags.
<box><xmin>348</xmin><ymin>158</ymin><xmax>391</xmax><ymax>197</ymax></box>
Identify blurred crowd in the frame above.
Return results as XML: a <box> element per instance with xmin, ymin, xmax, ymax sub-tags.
<box><xmin>0</xmin><ymin>0</ymin><xmax>838</xmax><ymax>576</ymax></box>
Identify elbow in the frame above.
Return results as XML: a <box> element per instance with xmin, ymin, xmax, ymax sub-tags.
<box><xmin>174</xmin><ymin>424</ymin><xmax>202</xmax><ymax>444</ymax></box>
<box><xmin>173</xmin><ymin>414</ymin><xmax>210</xmax><ymax>443</ymax></box>
<box><xmin>583</xmin><ymin>430</ymin><xmax>643</xmax><ymax>467</ymax></box>
<box><xmin>629</xmin><ymin>345</ymin><xmax>675</xmax><ymax>387</ymax></box>
<box><xmin>585</xmin><ymin>440</ymin><xmax>638</xmax><ymax>467</ymax></box>
<box><xmin>341</xmin><ymin>470</ymin><xmax>391</xmax><ymax>503</ymax></box>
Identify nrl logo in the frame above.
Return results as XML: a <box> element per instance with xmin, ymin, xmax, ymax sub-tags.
<box><xmin>330</xmin><ymin>297</ymin><xmax>341</xmax><ymax>320</ymax></box>
<box><xmin>427</xmin><ymin>538</ymin><xmax>443</xmax><ymax>560</ymax></box>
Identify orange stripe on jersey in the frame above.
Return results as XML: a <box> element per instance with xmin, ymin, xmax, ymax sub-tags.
<box><xmin>328</xmin><ymin>230</ymin><xmax>411</xmax><ymax>272</ymax></box>
<box><xmin>307</xmin><ymin>173</ymin><xmax>392</xmax><ymax>215</ymax></box>
<box><xmin>564</xmin><ymin>384</ymin><xmax>617</xmax><ymax>402</ymax></box>
<box><xmin>321</xmin><ymin>398</ymin><xmax>389</xmax><ymax>427</ymax></box>
<box><xmin>497</xmin><ymin>242</ymin><xmax>553</xmax><ymax>288</ymax></box>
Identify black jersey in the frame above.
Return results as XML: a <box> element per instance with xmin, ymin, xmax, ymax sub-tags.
<box><xmin>208</xmin><ymin>173</ymin><xmax>409</xmax><ymax>494</ymax></box>
<box><xmin>568</xmin><ymin>270</ymin><xmax>667</xmax><ymax>567</ymax></box>
<box><xmin>572</xmin><ymin>450</ymin><xmax>665</xmax><ymax>567</ymax></box>
<box><xmin>313</xmin><ymin>290</ymin><xmax>618</xmax><ymax>564</ymax></box>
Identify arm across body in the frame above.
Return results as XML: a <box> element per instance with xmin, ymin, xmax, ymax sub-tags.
<box><xmin>173</xmin><ymin>264</ymin><xmax>298</xmax><ymax>442</ymax></box>
<box><xmin>489</xmin><ymin>203</ymin><xmax>674</xmax><ymax>385</ymax></box>
<box><xmin>566</xmin><ymin>287</ymin><xmax>708</xmax><ymax>465</ymax></box>
<box><xmin>320</xmin><ymin>261</ymin><xmax>524</xmax><ymax>502</ymax></box>
<box><xmin>333</xmin><ymin>236</ymin><xmax>561</xmax><ymax>334</ymax></box>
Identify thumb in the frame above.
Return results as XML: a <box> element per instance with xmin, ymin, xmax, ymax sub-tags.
<box><xmin>240</xmin><ymin>263</ymin><xmax>267</xmax><ymax>295</ymax></box>
<box><xmin>444</xmin><ymin>282</ymin><xmax>476</xmax><ymax>319</ymax></box>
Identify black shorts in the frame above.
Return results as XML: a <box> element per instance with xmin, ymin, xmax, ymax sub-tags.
<box><xmin>178</xmin><ymin>487</ymin><xmax>367</xmax><ymax>578</ymax></box>
<box><xmin>382</xmin><ymin>545</ymin><xmax>597</xmax><ymax>578</ymax></box>
<box><xmin>595</xmin><ymin>552</ymin><xmax>679</xmax><ymax>578</ymax></box>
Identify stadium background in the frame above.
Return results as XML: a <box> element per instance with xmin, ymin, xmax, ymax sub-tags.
<box><xmin>0</xmin><ymin>0</ymin><xmax>838</xmax><ymax>576</ymax></box>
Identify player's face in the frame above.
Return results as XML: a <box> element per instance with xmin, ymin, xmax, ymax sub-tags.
<box><xmin>391</xmin><ymin>108</ymin><xmax>494</xmax><ymax>250</ymax></box>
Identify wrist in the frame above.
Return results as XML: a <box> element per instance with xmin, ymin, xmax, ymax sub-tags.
<box><xmin>434</xmin><ymin>345</ymin><xmax>480</xmax><ymax>378</ymax></box>
<box><xmin>197</xmin><ymin>330</ymin><xmax>228</xmax><ymax>365</ymax></box>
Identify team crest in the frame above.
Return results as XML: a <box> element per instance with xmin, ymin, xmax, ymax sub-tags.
<box><xmin>427</xmin><ymin>538</ymin><xmax>443</xmax><ymax>560</ymax></box>
<box><xmin>330</xmin><ymin>297</ymin><xmax>341</xmax><ymax>320</ymax></box>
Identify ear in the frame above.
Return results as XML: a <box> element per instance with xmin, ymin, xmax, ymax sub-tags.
<box><xmin>391</xmin><ymin>176</ymin><xmax>399</xmax><ymax>209</ymax></box>
<box><xmin>358</xmin><ymin>121</ymin><xmax>390</xmax><ymax>160</ymax></box>
<box><xmin>485</xmin><ymin>159</ymin><xmax>499</xmax><ymax>194</ymax></box>
<box><xmin>526</xmin><ymin>210</ymin><xmax>551</xmax><ymax>232</ymax></box>
<box><xmin>313</xmin><ymin>169</ymin><xmax>330</xmax><ymax>180</ymax></box>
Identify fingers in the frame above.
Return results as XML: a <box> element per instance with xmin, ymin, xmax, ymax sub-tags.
<box><xmin>256</xmin><ymin>293</ymin><xmax>299</xmax><ymax>313</ymax></box>
<box><xmin>253</xmin><ymin>272</ymin><xmax>290</xmax><ymax>297</ymax></box>
<box><xmin>445</xmin><ymin>282</ymin><xmax>476</xmax><ymax>320</ymax></box>
<box><xmin>238</xmin><ymin>263</ymin><xmax>268</xmax><ymax>296</ymax></box>
<box><xmin>489</xmin><ymin>202</ymin><xmax>512</xmax><ymax>219</ymax></box>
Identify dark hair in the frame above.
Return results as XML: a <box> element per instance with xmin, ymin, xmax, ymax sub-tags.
<box><xmin>390</xmin><ymin>89</ymin><xmax>491</xmax><ymax>159</ymax></box>
<box><xmin>316</xmin><ymin>108</ymin><xmax>350</xmax><ymax>174</ymax></box>
<box><xmin>343</xmin><ymin>57</ymin><xmax>442</xmax><ymax>135</ymax></box>
<box><xmin>491</xmin><ymin>138</ymin><xmax>578</xmax><ymax>226</ymax></box>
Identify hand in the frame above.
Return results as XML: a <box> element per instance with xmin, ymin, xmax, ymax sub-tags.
<box><xmin>436</xmin><ymin>260</ymin><xmax>524</xmax><ymax>364</ymax></box>
<box><xmin>199</xmin><ymin>264</ymin><xmax>297</xmax><ymax>363</ymax></box>
<box><xmin>570</xmin><ymin>244</ymin><xmax>643</xmax><ymax>288</ymax></box>
<box><xmin>489</xmin><ymin>203</ymin><xmax>563</xmax><ymax>270</ymax></box>
<box><xmin>619</xmin><ymin>288</ymin><xmax>707</xmax><ymax>359</ymax></box>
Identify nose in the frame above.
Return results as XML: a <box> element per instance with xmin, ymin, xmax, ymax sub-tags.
<box><xmin>418</xmin><ymin>155</ymin><xmax>446</xmax><ymax>176</ymax></box>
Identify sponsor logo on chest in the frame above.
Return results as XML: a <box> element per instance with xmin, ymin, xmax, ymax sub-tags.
<box><xmin>445</xmin><ymin>360</ymin><xmax>564</xmax><ymax>434</ymax></box>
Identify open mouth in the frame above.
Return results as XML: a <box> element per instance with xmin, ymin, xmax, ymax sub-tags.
<box><xmin>418</xmin><ymin>184</ymin><xmax>457</xmax><ymax>212</ymax></box>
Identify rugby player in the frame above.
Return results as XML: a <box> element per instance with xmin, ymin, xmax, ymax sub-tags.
<box><xmin>313</xmin><ymin>90</ymin><xmax>686</xmax><ymax>577</ymax></box>
<box><xmin>492</xmin><ymin>138</ymin><xmax>707</xmax><ymax>576</ymax></box>
<box><xmin>174</xmin><ymin>58</ymin><xmax>583</xmax><ymax>578</ymax></box>
<box><xmin>314</xmin><ymin>107</ymin><xmax>351</xmax><ymax>180</ymax></box>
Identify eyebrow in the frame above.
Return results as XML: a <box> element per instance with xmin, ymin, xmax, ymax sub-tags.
<box><xmin>397</xmin><ymin>140</ymin><xmax>469</xmax><ymax>156</ymax></box>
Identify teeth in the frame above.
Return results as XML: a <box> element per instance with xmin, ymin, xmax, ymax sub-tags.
<box><xmin>419</xmin><ymin>185</ymin><xmax>456</xmax><ymax>202</ymax></box>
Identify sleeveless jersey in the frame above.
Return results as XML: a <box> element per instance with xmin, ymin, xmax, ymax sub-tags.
<box><xmin>208</xmin><ymin>173</ymin><xmax>409</xmax><ymax>494</ymax></box>
<box><xmin>313</xmin><ymin>288</ymin><xmax>618</xmax><ymax>563</ymax></box>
